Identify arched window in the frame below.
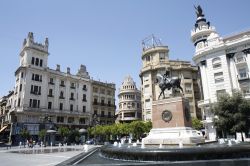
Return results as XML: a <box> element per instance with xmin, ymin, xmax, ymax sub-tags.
<box><xmin>212</xmin><ymin>57</ymin><xmax>221</xmax><ymax>69</ymax></box>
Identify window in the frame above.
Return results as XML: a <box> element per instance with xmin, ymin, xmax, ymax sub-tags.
<box><xmin>108</xmin><ymin>100</ymin><xmax>111</xmax><ymax>106</ymax></box>
<box><xmin>79</xmin><ymin>118</ymin><xmax>85</xmax><ymax>124</ymax></box>
<box><xmin>70</xmin><ymin>83</ymin><xmax>75</xmax><ymax>89</ymax></box>
<box><xmin>31</xmin><ymin>57</ymin><xmax>35</xmax><ymax>65</ymax></box>
<box><xmin>19</xmin><ymin>84</ymin><xmax>22</xmax><ymax>92</ymax></box>
<box><xmin>108</xmin><ymin>112</ymin><xmax>111</xmax><ymax>117</ymax></box>
<box><xmin>60</xmin><ymin>80</ymin><xmax>65</xmax><ymax>87</ymax></box>
<box><xmin>83</xmin><ymin>85</ymin><xmax>87</xmax><ymax>91</ymax></box>
<box><xmin>238</xmin><ymin>68</ymin><xmax>248</xmax><ymax>79</ymax></box>
<box><xmin>93</xmin><ymin>87</ymin><xmax>98</xmax><ymax>93</ymax></box>
<box><xmin>146</xmin><ymin>55</ymin><xmax>150</xmax><ymax>62</ymax></box>
<box><xmin>59</xmin><ymin>91</ymin><xmax>64</xmax><ymax>99</ymax></box>
<box><xmin>216</xmin><ymin>89</ymin><xmax>226</xmax><ymax>99</ymax></box>
<box><xmin>94</xmin><ymin>98</ymin><xmax>98</xmax><ymax>104</ymax></box>
<box><xmin>212</xmin><ymin>57</ymin><xmax>221</xmax><ymax>69</ymax></box>
<box><xmin>82</xmin><ymin>94</ymin><xmax>86</xmax><ymax>101</ymax></box>
<box><xmin>48</xmin><ymin>102</ymin><xmax>52</xmax><ymax>109</ymax></box>
<box><xmin>39</xmin><ymin>59</ymin><xmax>43</xmax><ymax>67</ymax></box>
<box><xmin>101</xmin><ymin>111</ymin><xmax>104</xmax><ymax>117</ymax></box>
<box><xmin>68</xmin><ymin>117</ymin><xmax>74</xmax><ymax>123</ymax></box>
<box><xmin>57</xmin><ymin>116</ymin><xmax>64</xmax><ymax>123</ymax></box>
<box><xmin>94</xmin><ymin>110</ymin><xmax>97</xmax><ymax>115</ymax></box>
<box><xmin>159</xmin><ymin>52</ymin><xmax>165</xmax><ymax>60</ymax></box>
<box><xmin>70</xmin><ymin>93</ymin><xmax>74</xmax><ymax>100</ymax></box>
<box><xmin>101</xmin><ymin>99</ymin><xmax>105</xmax><ymax>105</ymax></box>
<box><xmin>32</xmin><ymin>74</ymin><xmax>42</xmax><ymax>82</ymax></box>
<box><xmin>101</xmin><ymin>89</ymin><xmax>105</xmax><ymax>94</ymax></box>
<box><xmin>29</xmin><ymin>99</ymin><xmax>32</xmax><ymax>107</ymax></box>
<box><xmin>70</xmin><ymin>104</ymin><xmax>73</xmax><ymax>111</ymax></box>
<box><xmin>21</xmin><ymin>72</ymin><xmax>24</xmax><ymax>78</ymax></box>
<box><xmin>49</xmin><ymin>78</ymin><xmax>54</xmax><ymax>84</ymax></box>
<box><xmin>30</xmin><ymin>99</ymin><xmax>40</xmax><ymax>108</ymax></box>
<box><xmin>214</xmin><ymin>72</ymin><xmax>224</xmax><ymax>83</ymax></box>
<box><xmin>30</xmin><ymin>85</ymin><xmax>41</xmax><ymax>95</ymax></box>
<box><xmin>17</xmin><ymin>98</ymin><xmax>21</xmax><ymax>107</ymax></box>
<box><xmin>107</xmin><ymin>90</ymin><xmax>111</xmax><ymax>95</ymax></box>
<box><xmin>59</xmin><ymin>103</ymin><xmax>63</xmax><ymax>110</ymax></box>
<box><xmin>82</xmin><ymin>106</ymin><xmax>86</xmax><ymax>112</ymax></box>
<box><xmin>48</xmin><ymin>89</ymin><xmax>53</xmax><ymax>97</ymax></box>
<box><xmin>35</xmin><ymin>58</ymin><xmax>39</xmax><ymax>66</ymax></box>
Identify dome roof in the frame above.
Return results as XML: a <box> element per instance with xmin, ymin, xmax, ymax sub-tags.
<box><xmin>122</xmin><ymin>75</ymin><xmax>135</xmax><ymax>86</ymax></box>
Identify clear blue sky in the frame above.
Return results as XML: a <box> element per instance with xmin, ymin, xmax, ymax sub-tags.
<box><xmin>0</xmin><ymin>0</ymin><xmax>250</xmax><ymax>98</ymax></box>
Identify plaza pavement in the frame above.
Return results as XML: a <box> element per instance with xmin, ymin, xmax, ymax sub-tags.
<box><xmin>0</xmin><ymin>144</ymin><xmax>98</xmax><ymax>166</ymax></box>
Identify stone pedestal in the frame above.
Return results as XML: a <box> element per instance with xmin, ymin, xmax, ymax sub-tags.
<box><xmin>144</xmin><ymin>97</ymin><xmax>204</xmax><ymax>145</ymax></box>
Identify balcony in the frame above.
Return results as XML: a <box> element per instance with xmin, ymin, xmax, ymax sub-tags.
<box><xmin>82</xmin><ymin>87</ymin><xmax>87</xmax><ymax>91</ymax></box>
<box><xmin>48</xmin><ymin>94</ymin><xmax>54</xmax><ymax>97</ymax></box>
<box><xmin>60</xmin><ymin>84</ymin><xmax>65</xmax><ymax>87</ymax></box>
<box><xmin>237</xmin><ymin>73</ymin><xmax>249</xmax><ymax>81</ymax></box>
<box><xmin>82</xmin><ymin>99</ymin><xmax>87</xmax><ymax>102</ymax></box>
<box><xmin>70</xmin><ymin>86</ymin><xmax>76</xmax><ymax>89</ymax></box>
<box><xmin>69</xmin><ymin>98</ymin><xmax>75</xmax><ymax>101</ymax></box>
<box><xmin>197</xmin><ymin>99</ymin><xmax>210</xmax><ymax>108</ymax></box>
<box><xmin>59</xmin><ymin>96</ymin><xmax>65</xmax><ymax>99</ymax></box>
<box><xmin>48</xmin><ymin>82</ymin><xmax>54</xmax><ymax>85</ymax></box>
<box><xmin>30</xmin><ymin>91</ymin><xmax>41</xmax><ymax>95</ymax></box>
<box><xmin>235</xmin><ymin>57</ymin><xmax>247</xmax><ymax>67</ymax></box>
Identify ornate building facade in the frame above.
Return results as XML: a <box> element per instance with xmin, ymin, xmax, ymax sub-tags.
<box><xmin>92</xmin><ymin>80</ymin><xmax>116</xmax><ymax>125</ymax></box>
<box><xmin>191</xmin><ymin>6</ymin><xmax>250</xmax><ymax>140</ymax></box>
<box><xmin>116</xmin><ymin>76</ymin><xmax>142</xmax><ymax>123</ymax></box>
<box><xmin>0</xmin><ymin>32</ymin><xmax>116</xmax><ymax>143</ymax></box>
<box><xmin>140</xmin><ymin>36</ymin><xmax>202</xmax><ymax>121</ymax></box>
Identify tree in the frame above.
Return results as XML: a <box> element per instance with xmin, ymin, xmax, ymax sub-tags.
<box><xmin>213</xmin><ymin>91</ymin><xmax>250</xmax><ymax>140</ymax></box>
<box><xmin>68</xmin><ymin>130</ymin><xmax>80</xmax><ymax>144</ymax></box>
<box><xmin>192</xmin><ymin>118</ymin><xmax>203</xmax><ymax>130</ymax></box>
<box><xmin>129</xmin><ymin>121</ymin><xmax>148</xmax><ymax>140</ymax></box>
<box><xmin>58</xmin><ymin>126</ymin><xmax>70</xmax><ymax>143</ymax></box>
<box><xmin>20</xmin><ymin>128</ymin><xmax>30</xmax><ymax>141</ymax></box>
<box><xmin>38</xmin><ymin>129</ymin><xmax>46</xmax><ymax>144</ymax></box>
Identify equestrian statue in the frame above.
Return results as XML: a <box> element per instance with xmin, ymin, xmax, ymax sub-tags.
<box><xmin>156</xmin><ymin>70</ymin><xmax>183</xmax><ymax>99</ymax></box>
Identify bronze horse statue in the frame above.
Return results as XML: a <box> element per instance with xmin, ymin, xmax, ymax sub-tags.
<box><xmin>156</xmin><ymin>73</ymin><xmax>183</xmax><ymax>99</ymax></box>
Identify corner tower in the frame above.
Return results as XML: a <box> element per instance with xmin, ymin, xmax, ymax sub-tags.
<box><xmin>19</xmin><ymin>32</ymin><xmax>49</xmax><ymax>69</ymax></box>
<box><xmin>191</xmin><ymin>5</ymin><xmax>216</xmax><ymax>53</ymax></box>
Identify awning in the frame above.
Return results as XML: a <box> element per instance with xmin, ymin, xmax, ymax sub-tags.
<box><xmin>0</xmin><ymin>126</ymin><xmax>8</xmax><ymax>133</ymax></box>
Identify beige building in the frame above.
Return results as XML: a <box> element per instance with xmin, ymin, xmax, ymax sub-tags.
<box><xmin>140</xmin><ymin>36</ymin><xmax>202</xmax><ymax>121</ymax></box>
<box><xmin>92</xmin><ymin>80</ymin><xmax>116</xmax><ymax>125</ymax></box>
<box><xmin>0</xmin><ymin>32</ymin><xmax>116</xmax><ymax>144</ymax></box>
<box><xmin>116</xmin><ymin>76</ymin><xmax>142</xmax><ymax>123</ymax></box>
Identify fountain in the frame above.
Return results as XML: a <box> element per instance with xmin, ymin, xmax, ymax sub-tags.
<box><xmin>99</xmin><ymin>82</ymin><xmax>250</xmax><ymax>163</ymax></box>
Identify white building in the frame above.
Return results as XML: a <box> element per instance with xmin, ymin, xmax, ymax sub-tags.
<box><xmin>191</xmin><ymin>6</ymin><xmax>250</xmax><ymax>140</ymax></box>
<box><xmin>116</xmin><ymin>76</ymin><xmax>142</xmax><ymax>123</ymax></box>
<box><xmin>2</xmin><ymin>32</ymin><xmax>116</xmax><ymax>143</ymax></box>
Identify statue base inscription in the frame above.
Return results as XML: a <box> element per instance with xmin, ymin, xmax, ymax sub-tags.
<box><xmin>144</xmin><ymin>97</ymin><xmax>204</xmax><ymax>145</ymax></box>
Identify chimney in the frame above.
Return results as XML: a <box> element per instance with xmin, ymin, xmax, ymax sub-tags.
<box><xmin>67</xmin><ymin>67</ymin><xmax>70</xmax><ymax>74</ymax></box>
<box><xmin>56</xmin><ymin>64</ymin><xmax>60</xmax><ymax>71</ymax></box>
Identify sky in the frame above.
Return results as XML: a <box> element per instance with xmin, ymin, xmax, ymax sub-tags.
<box><xmin>0</xmin><ymin>0</ymin><xmax>250</xmax><ymax>100</ymax></box>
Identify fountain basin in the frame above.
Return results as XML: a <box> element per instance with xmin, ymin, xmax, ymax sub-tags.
<box><xmin>100</xmin><ymin>143</ymin><xmax>250</xmax><ymax>161</ymax></box>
